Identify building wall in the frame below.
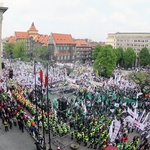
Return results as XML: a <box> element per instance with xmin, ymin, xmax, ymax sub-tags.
<box><xmin>106</xmin><ymin>32</ymin><xmax>150</xmax><ymax>54</ymax></box>
<box><xmin>76</xmin><ymin>47</ymin><xmax>93</xmax><ymax>62</ymax></box>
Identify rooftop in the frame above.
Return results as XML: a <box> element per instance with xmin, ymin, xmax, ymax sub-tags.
<box><xmin>52</xmin><ymin>33</ymin><xmax>75</xmax><ymax>44</ymax></box>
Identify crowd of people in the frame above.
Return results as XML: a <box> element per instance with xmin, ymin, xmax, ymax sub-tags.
<box><xmin>0</xmin><ymin>59</ymin><xmax>150</xmax><ymax>150</ymax></box>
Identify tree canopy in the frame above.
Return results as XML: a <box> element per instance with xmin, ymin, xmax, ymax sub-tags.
<box><xmin>32</xmin><ymin>46</ymin><xmax>49</xmax><ymax>61</ymax></box>
<box><xmin>139</xmin><ymin>47</ymin><xmax>150</xmax><ymax>67</ymax></box>
<box><xmin>91</xmin><ymin>44</ymin><xmax>102</xmax><ymax>61</ymax></box>
<box><xmin>12</xmin><ymin>40</ymin><xmax>27</xmax><ymax>60</ymax></box>
<box><xmin>114</xmin><ymin>47</ymin><xmax>124</xmax><ymax>67</ymax></box>
<box><xmin>128</xmin><ymin>71</ymin><xmax>150</xmax><ymax>96</ymax></box>
<box><xmin>93</xmin><ymin>45</ymin><xmax>116</xmax><ymax>77</ymax></box>
<box><xmin>123</xmin><ymin>47</ymin><xmax>136</xmax><ymax>69</ymax></box>
<box><xmin>4</xmin><ymin>42</ymin><xmax>15</xmax><ymax>58</ymax></box>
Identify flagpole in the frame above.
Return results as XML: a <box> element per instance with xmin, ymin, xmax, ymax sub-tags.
<box><xmin>34</xmin><ymin>61</ymin><xmax>39</xmax><ymax>132</ymax></box>
<box><xmin>46</xmin><ymin>63</ymin><xmax>52</xmax><ymax>150</ymax></box>
<box><xmin>40</xmin><ymin>69</ymin><xmax>46</xmax><ymax>150</ymax></box>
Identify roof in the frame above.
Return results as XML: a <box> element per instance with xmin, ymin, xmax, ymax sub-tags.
<box><xmin>28</xmin><ymin>22</ymin><xmax>38</xmax><ymax>31</ymax></box>
<box><xmin>52</xmin><ymin>33</ymin><xmax>75</xmax><ymax>44</ymax></box>
<box><xmin>108</xmin><ymin>32</ymin><xmax>150</xmax><ymax>35</ymax></box>
<box><xmin>75</xmin><ymin>39</ymin><xmax>90</xmax><ymax>47</ymax></box>
<box><xmin>15</xmin><ymin>32</ymin><xmax>30</xmax><ymax>39</ymax></box>
<box><xmin>34</xmin><ymin>34</ymin><xmax>49</xmax><ymax>46</ymax></box>
<box><xmin>7</xmin><ymin>36</ymin><xmax>16</xmax><ymax>43</ymax></box>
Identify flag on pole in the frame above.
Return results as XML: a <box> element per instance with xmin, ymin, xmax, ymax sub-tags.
<box><xmin>40</xmin><ymin>69</ymin><xmax>43</xmax><ymax>82</ymax></box>
<box><xmin>143</xmin><ymin>112</ymin><xmax>150</xmax><ymax>124</ymax></box>
<box><xmin>45</xmin><ymin>64</ymin><xmax>48</xmax><ymax>87</ymax></box>
<box><xmin>138</xmin><ymin>110</ymin><xmax>145</xmax><ymax>123</ymax></box>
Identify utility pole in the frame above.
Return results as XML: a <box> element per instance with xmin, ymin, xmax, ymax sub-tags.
<box><xmin>0</xmin><ymin>4</ymin><xmax>8</xmax><ymax>78</ymax></box>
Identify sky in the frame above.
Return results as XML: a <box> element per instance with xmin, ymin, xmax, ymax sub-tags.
<box><xmin>1</xmin><ymin>0</ymin><xmax>150</xmax><ymax>42</ymax></box>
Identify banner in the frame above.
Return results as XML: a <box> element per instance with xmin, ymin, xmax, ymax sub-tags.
<box><xmin>138</xmin><ymin>110</ymin><xmax>145</xmax><ymax>122</ymax></box>
<box><xmin>109</xmin><ymin>120</ymin><xmax>114</xmax><ymax>139</ymax></box>
<box><xmin>125</xmin><ymin>116</ymin><xmax>145</xmax><ymax>131</ymax></box>
<box><xmin>110</xmin><ymin>119</ymin><xmax>121</xmax><ymax>142</ymax></box>
<box><xmin>143</xmin><ymin>112</ymin><xmax>150</xmax><ymax>124</ymax></box>
<box><xmin>127</xmin><ymin>107</ymin><xmax>138</xmax><ymax>119</ymax></box>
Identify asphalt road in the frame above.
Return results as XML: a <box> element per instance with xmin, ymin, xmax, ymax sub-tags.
<box><xmin>0</xmin><ymin>119</ymin><xmax>36</xmax><ymax>150</ymax></box>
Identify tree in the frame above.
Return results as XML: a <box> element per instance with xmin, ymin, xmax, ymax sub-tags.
<box><xmin>4</xmin><ymin>42</ymin><xmax>15</xmax><ymax>58</ymax></box>
<box><xmin>139</xmin><ymin>47</ymin><xmax>150</xmax><ymax>67</ymax></box>
<box><xmin>128</xmin><ymin>71</ymin><xmax>150</xmax><ymax>97</ymax></box>
<box><xmin>114</xmin><ymin>47</ymin><xmax>124</xmax><ymax>67</ymax></box>
<box><xmin>91</xmin><ymin>44</ymin><xmax>102</xmax><ymax>61</ymax></box>
<box><xmin>93</xmin><ymin>45</ymin><xmax>116</xmax><ymax>77</ymax></box>
<box><xmin>32</xmin><ymin>46</ymin><xmax>49</xmax><ymax>61</ymax></box>
<box><xmin>12</xmin><ymin>40</ymin><xmax>27</xmax><ymax>59</ymax></box>
<box><xmin>123</xmin><ymin>47</ymin><xmax>136</xmax><ymax>68</ymax></box>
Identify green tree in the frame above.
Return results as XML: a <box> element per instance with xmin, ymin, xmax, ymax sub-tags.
<box><xmin>4</xmin><ymin>42</ymin><xmax>15</xmax><ymax>58</ymax></box>
<box><xmin>114</xmin><ymin>47</ymin><xmax>124</xmax><ymax>67</ymax></box>
<box><xmin>12</xmin><ymin>40</ymin><xmax>27</xmax><ymax>59</ymax></box>
<box><xmin>32</xmin><ymin>46</ymin><xmax>49</xmax><ymax>60</ymax></box>
<box><xmin>139</xmin><ymin>47</ymin><xmax>150</xmax><ymax>67</ymax></box>
<box><xmin>123</xmin><ymin>47</ymin><xmax>136</xmax><ymax>68</ymax></box>
<box><xmin>128</xmin><ymin>71</ymin><xmax>150</xmax><ymax>97</ymax></box>
<box><xmin>93</xmin><ymin>45</ymin><xmax>116</xmax><ymax>77</ymax></box>
<box><xmin>92</xmin><ymin>44</ymin><xmax>102</xmax><ymax>61</ymax></box>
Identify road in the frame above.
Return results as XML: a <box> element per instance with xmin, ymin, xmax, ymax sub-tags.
<box><xmin>0</xmin><ymin>119</ymin><xmax>36</xmax><ymax>150</ymax></box>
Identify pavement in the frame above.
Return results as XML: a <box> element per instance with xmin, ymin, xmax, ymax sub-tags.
<box><xmin>0</xmin><ymin>119</ymin><xmax>36</xmax><ymax>150</ymax></box>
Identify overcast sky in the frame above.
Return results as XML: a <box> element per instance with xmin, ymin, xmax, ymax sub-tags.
<box><xmin>1</xmin><ymin>0</ymin><xmax>150</xmax><ymax>42</ymax></box>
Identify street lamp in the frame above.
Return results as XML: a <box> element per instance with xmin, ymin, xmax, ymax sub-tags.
<box><xmin>99</xmin><ymin>63</ymin><xmax>103</xmax><ymax>77</ymax></box>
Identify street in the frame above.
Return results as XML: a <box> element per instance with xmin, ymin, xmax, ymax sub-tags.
<box><xmin>0</xmin><ymin>119</ymin><xmax>36</xmax><ymax>150</ymax></box>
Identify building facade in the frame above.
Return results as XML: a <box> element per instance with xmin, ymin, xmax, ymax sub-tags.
<box><xmin>48</xmin><ymin>33</ymin><xmax>76</xmax><ymax>62</ymax></box>
<box><xmin>74</xmin><ymin>39</ymin><xmax>93</xmax><ymax>62</ymax></box>
<box><xmin>106</xmin><ymin>32</ymin><xmax>150</xmax><ymax>53</ymax></box>
<box><xmin>6</xmin><ymin>22</ymin><xmax>49</xmax><ymax>52</ymax></box>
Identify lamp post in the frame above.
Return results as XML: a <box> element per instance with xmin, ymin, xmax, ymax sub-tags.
<box><xmin>46</xmin><ymin>63</ymin><xmax>52</xmax><ymax>150</ymax></box>
<box><xmin>99</xmin><ymin>63</ymin><xmax>103</xmax><ymax>77</ymax></box>
<box><xmin>34</xmin><ymin>61</ymin><xmax>39</xmax><ymax>132</ymax></box>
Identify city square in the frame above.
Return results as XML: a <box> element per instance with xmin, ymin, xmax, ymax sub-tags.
<box><xmin>0</xmin><ymin>1</ymin><xmax>150</xmax><ymax>150</ymax></box>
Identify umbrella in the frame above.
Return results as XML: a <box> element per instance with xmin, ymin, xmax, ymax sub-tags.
<box><xmin>105</xmin><ymin>146</ymin><xmax>118</xmax><ymax>150</ymax></box>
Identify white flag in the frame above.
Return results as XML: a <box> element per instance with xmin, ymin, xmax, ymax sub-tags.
<box><xmin>109</xmin><ymin>120</ymin><xmax>114</xmax><ymax>139</ymax></box>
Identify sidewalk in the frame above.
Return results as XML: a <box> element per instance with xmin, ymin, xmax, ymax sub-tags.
<box><xmin>0</xmin><ymin>119</ymin><xmax>36</xmax><ymax>150</ymax></box>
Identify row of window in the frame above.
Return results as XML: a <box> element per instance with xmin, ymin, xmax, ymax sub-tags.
<box><xmin>57</xmin><ymin>55</ymin><xmax>75</xmax><ymax>60</ymax></box>
<box><xmin>116</xmin><ymin>39</ymin><xmax>150</xmax><ymax>42</ymax></box>
<box><xmin>57</xmin><ymin>46</ymin><xmax>75</xmax><ymax>51</ymax></box>
<box><xmin>117</xmin><ymin>43</ymin><xmax>149</xmax><ymax>47</ymax></box>
<box><xmin>77</xmin><ymin>55</ymin><xmax>90</xmax><ymax>58</ymax></box>
<box><xmin>77</xmin><ymin>48</ymin><xmax>92</xmax><ymax>50</ymax></box>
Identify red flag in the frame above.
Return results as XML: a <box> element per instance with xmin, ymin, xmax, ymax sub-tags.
<box><xmin>45</xmin><ymin>64</ymin><xmax>48</xmax><ymax>87</ymax></box>
<box><xmin>40</xmin><ymin>70</ymin><xmax>43</xmax><ymax>82</ymax></box>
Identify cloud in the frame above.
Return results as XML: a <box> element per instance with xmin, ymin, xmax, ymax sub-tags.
<box><xmin>2</xmin><ymin>0</ymin><xmax>150</xmax><ymax>41</ymax></box>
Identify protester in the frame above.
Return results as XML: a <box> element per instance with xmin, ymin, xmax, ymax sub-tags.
<box><xmin>0</xmin><ymin>59</ymin><xmax>149</xmax><ymax>150</ymax></box>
